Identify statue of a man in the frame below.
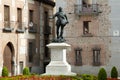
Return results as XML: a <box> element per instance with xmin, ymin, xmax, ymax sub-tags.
<box><xmin>53</xmin><ymin>7</ymin><xmax>69</xmax><ymax>40</ymax></box>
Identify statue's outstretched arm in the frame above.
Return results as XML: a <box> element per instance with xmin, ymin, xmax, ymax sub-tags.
<box><xmin>49</xmin><ymin>13</ymin><xmax>57</xmax><ymax>19</ymax></box>
<box><xmin>53</xmin><ymin>13</ymin><xmax>58</xmax><ymax>19</ymax></box>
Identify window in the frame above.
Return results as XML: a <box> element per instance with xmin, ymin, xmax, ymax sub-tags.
<box><xmin>19</xmin><ymin>61</ymin><xmax>23</xmax><ymax>74</ymax></box>
<box><xmin>28</xmin><ymin>10</ymin><xmax>37</xmax><ymax>33</ymax></box>
<box><xmin>82</xmin><ymin>21</ymin><xmax>92</xmax><ymax>37</ymax></box>
<box><xmin>16</xmin><ymin>8</ymin><xmax>24</xmax><ymax>33</ymax></box>
<box><xmin>29</xmin><ymin>10</ymin><xmax>33</xmax><ymax>22</ymax></box>
<box><xmin>44</xmin><ymin>11</ymin><xmax>48</xmax><ymax>26</ymax></box>
<box><xmin>28</xmin><ymin>42</ymin><xmax>33</xmax><ymax>62</ymax></box>
<box><xmin>17</xmin><ymin>8</ymin><xmax>22</xmax><ymax>29</ymax></box>
<box><xmin>83</xmin><ymin>21</ymin><xmax>90</xmax><ymax>35</ymax></box>
<box><xmin>44</xmin><ymin>11</ymin><xmax>51</xmax><ymax>34</ymax></box>
<box><xmin>75</xmin><ymin>48</ymin><xmax>82</xmax><ymax>66</ymax></box>
<box><xmin>93</xmin><ymin>48</ymin><xmax>101</xmax><ymax>66</ymax></box>
<box><xmin>28</xmin><ymin>40</ymin><xmax>36</xmax><ymax>63</ymax></box>
<box><xmin>4</xmin><ymin>5</ymin><xmax>10</xmax><ymax>28</ymax></box>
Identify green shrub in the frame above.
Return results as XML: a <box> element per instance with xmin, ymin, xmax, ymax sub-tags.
<box><xmin>98</xmin><ymin>68</ymin><xmax>107</xmax><ymax>80</ymax></box>
<box><xmin>2</xmin><ymin>66</ymin><xmax>9</xmax><ymax>77</ymax></box>
<box><xmin>111</xmin><ymin>66</ymin><xmax>118</xmax><ymax>78</ymax></box>
<box><xmin>23</xmin><ymin>67</ymin><xmax>30</xmax><ymax>75</ymax></box>
<box><xmin>81</xmin><ymin>74</ymin><xmax>94</xmax><ymax>80</ymax></box>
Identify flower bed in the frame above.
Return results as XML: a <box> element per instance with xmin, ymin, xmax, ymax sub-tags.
<box><xmin>0</xmin><ymin>75</ymin><xmax>80</xmax><ymax>80</ymax></box>
<box><xmin>1</xmin><ymin>74</ymin><xmax>120</xmax><ymax>80</ymax></box>
<box><xmin>107</xmin><ymin>78</ymin><xmax>120</xmax><ymax>80</ymax></box>
<box><xmin>0</xmin><ymin>74</ymin><xmax>98</xmax><ymax>80</ymax></box>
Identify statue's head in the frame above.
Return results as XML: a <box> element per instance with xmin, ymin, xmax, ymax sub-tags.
<box><xmin>59</xmin><ymin>7</ymin><xmax>62</xmax><ymax>12</ymax></box>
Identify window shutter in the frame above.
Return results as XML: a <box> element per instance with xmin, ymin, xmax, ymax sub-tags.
<box><xmin>17</xmin><ymin>8</ymin><xmax>22</xmax><ymax>29</ymax></box>
<box><xmin>4</xmin><ymin>5</ymin><xmax>10</xmax><ymax>27</ymax></box>
<box><xmin>29</xmin><ymin>10</ymin><xmax>33</xmax><ymax>22</ymax></box>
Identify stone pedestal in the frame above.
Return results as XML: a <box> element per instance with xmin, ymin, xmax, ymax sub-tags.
<box><xmin>44</xmin><ymin>43</ymin><xmax>76</xmax><ymax>75</ymax></box>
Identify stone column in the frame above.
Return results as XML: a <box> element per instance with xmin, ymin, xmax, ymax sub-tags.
<box><xmin>44</xmin><ymin>43</ymin><xmax>76</xmax><ymax>75</ymax></box>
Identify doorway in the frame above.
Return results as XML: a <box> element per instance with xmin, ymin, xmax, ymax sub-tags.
<box><xmin>3</xmin><ymin>42</ymin><xmax>15</xmax><ymax>75</ymax></box>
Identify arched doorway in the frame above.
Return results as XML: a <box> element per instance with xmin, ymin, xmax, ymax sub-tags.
<box><xmin>3</xmin><ymin>42</ymin><xmax>15</xmax><ymax>75</ymax></box>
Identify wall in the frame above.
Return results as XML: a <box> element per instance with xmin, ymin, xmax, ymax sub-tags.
<box><xmin>108</xmin><ymin>0</ymin><xmax>120</xmax><ymax>76</ymax></box>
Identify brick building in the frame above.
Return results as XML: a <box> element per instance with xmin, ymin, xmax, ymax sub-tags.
<box><xmin>37</xmin><ymin>0</ymin><xmax>55</xmax><ymax>73</ymax></box>
<box><xmin>0</xmin><ymin>0</ymin><xmax>55</xmax><ymax>75</ymax></box>
<box><xmin>55</xmin><ymin>0</ymin><xmax>118</xmax><ymax>76</ymax></box>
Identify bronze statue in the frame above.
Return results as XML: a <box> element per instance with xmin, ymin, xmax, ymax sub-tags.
<box><xmin>52</xmin><ymin>7</ymin><xmax>69</xmax><ymax>42</ymax></box>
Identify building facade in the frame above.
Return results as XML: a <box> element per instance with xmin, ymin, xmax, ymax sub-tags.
<box><xmin>37</xmin><ymin>0</ymin><xmax>55</xmax><ymax>73</ymax></box>
<box><xmin>55</xmin><ymin>0</ymin><xmax>120</xmax><ymax>76</ymax></box>
<box><xmin>0</xmin><ymin>0</ymin><xmax>55</xmax><ymax>76</ymax></box>
<box><xmin>0</xmin><ymin>0</ymin><xmax>40</xmax><ymax>75</ymax></box>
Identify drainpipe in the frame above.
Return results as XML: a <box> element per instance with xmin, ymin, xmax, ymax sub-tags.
<box><xmin>16</xmin><ymin>33</ymin><xmax>19</xmax><ymax>75</ymax></box>
<box><xmin>39</xmin><ymin>2</ymin><xmax>45</xmax><ymax>73</ymax></box>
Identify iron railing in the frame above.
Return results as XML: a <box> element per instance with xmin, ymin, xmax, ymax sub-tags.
<box><xmin>3</xmin><ymin>21</ymin><xmax>37</xmax><ymax>33</ymax></box>
<box><xmin>16</xmin><ymin>22</ymin><xmax>26</xmax><ymax>33</ymax></box>
<box><xmin>3</xmin><ymin>21</ymin><xmax>14</xmax><ymax>32</ymax></box>
<box><xmin>28</xmin><ymin>22</ymin><xmax>37</xmax><ymax>33</ymax></box>
<box><xmin>74</xmin><ymin>4</ymin><xmax>101</xmax><ymax>16</ymax></box>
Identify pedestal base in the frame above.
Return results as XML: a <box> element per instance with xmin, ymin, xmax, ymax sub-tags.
<box><xmin>43</xmin><ymin>43</ymin><xmax>76</xmax><ymax>76</ymax></box>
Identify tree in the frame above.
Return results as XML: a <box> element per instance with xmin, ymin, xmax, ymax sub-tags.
<box><xmin>98</xmin><ymin>68</ymin><xmax>107</xmax><ymax>80</ymax></box>
<box><xmin>111</xmin><ymin>66</ymin><xmax>118</xmax><ymax>78</ymax></box>
<box><xmin>2</xmin><ymin>67</ymin><xmax>9</xmax><ymax>77</ymax></box>
<box><xmin>23</xmin><ymin>67</ymin><xmax>30</xmax><ymax>75</ymax></box>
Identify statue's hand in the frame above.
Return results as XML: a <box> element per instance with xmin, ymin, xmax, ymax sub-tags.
<box><xmin>67</xmin><ymin>21</ymin><xmax>69</xmax><ymax>24</ymax></box>
<box><xmin>49</xmin><ymin>16</ymin><xmax>54</xmax><ymax>19</ymax></box>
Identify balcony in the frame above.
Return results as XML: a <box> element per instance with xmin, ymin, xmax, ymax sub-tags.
<box><xmin>16</xmin><ymin>22</ymin><xmax>25</xmax><ymax>33</ymax></box>
<box><xmin>28</xmin><ymin>22</ymin><xmax>37</xmax><ymax>33</ymax></box>
<box><xmin>3</xmin><ymin>21</ymin><xmax>14</xmax><ymax>32</ymax></box>
<box><xmin>74</xmin><ymin>4</ymin><xmax>101</xmax><ymax>16</ymax></box>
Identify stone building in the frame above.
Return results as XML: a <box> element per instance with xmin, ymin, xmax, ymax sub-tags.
<box><xmin>0</xmin><ymin>0</ymin><xmax>55</xmax><ymax>75</ymax></box>
<box><xmin>37</xmin><ymin>0</ymin><xmax>55</xmax><ymax>73</ymax></box>
<box><xmin>55</xmin><ymin>0</ymin><xmax>120</xmax><ymax>76</ymax></box>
